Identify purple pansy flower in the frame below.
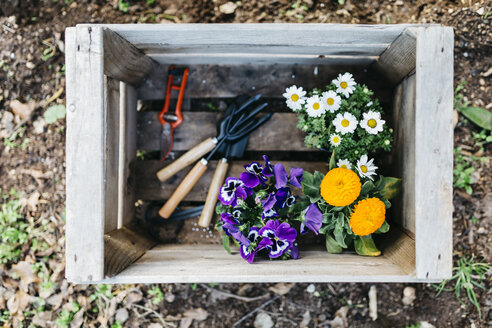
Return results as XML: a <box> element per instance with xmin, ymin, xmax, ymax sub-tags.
<box><xmin>220</xmin><ymin>213</ymin><xmax>249</xmax><ymax>244</ymax></box>
<box><xmin>262</xmin><ymin>155</ymin><xmax>274</xmax><ymax>177</ymax></box>
<box><xmin>273</xmin><ymin>164</ymin><xmax>304</xmax><ymax>189</ymax></box>
<box><xmin>240</xmin><ymin>162</ymin><xmax>267</xmax><ymax>188</ymax></box>
<box><xmin>258</xmin><ymin>220</ymin><xmax>297</xmax><ymax>258</ymax></box>
<box><xmin>275</xmin><ymin>187</ymin><xmax>296</xmax><ymax>209</ymax></box>
<box><xmin>240</xmin><ymin>227</ymin><xmax>262</xmax><ymax>263</ymax></box>
<box><xmin>218</xmin><ymin>177</ymin><xmax>248</xmax><ymax>206</ymax></box>
<box><xmin>289</xmin><ymin>242</ymin><xmax>300</xmax><ymax>259</ymax></box>
<box><xmin>261</xmin><ymin>193</ymin><xmax>276</xmax><ymax>212</ymax></box>
<box><xmin>300</xmin><ymin>204</ymin><xmax>323</xmax><ymax>235</ymax></box>
<box><xmin>261</xmin><ymin>208</ymin><xmax>278</xmax><ymax>220</ymax></box>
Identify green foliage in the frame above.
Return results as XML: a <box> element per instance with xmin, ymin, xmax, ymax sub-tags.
<box><xmin>453</xmin><ymin>148</ymin><xmax>477</xmax><ymax>195</ymax></box>
<box><xmin>354</xmin><ymin>235</ymin><xmax>380</xmax><ymax>256</ymax></box>
<box><xmin>472</xmin><ymin>129</ymin><xmax>492</xmax><ymax>152</ymax></box>
<box><xmin>0</xmin><ymin>310</ymin><xmax>10</xmax><ymax>324</ymax></box>
<box><xmin>405</xmin><ymin>324</ymin><xmax>420</xmax><ymax>328</ymax></box>
<box><xmin>118</xmin><ymin>0</ymin><xmax>130</xmax><ymax>12</ymax></box>
<box><xmin>294</xmin><ymin>83</ymin><xmax>393</xmax><ymax>164</ymax></box>
<box><xmin>148</xmin><ymin>286</ymin><xmax>164</xmax><ymax>305</ymax></box>
<box><xmin>44</xmin><ymin>104</ymin><xmax>66</xmax><ymax>124</ymax></box>
<box><xmin>55</xmin><ymin>303</ymin><xmax>80</xmax><ymax>328</ymax></box>
<box><xmin>301</xmin><ymin>171</ymin><xmax>324</xmax><ymax>203</ymax></box>
<box><xmin>112</xmin><ymin>321</ymin><xmax>124</xmax><ymax>328</ymax></box>
<box><xmin>0</xmin><ymin>190</ymin><xmax>30</xmax><ymax>264</ymax></box>
<box><xmin>3</xmin><ymin>125</ymin><xmax>30</xmax><ymax>150</ymax></box>
<box><xmin>454</xmin><ymin>81</ymin><xmax>492</xmax><ymax>130</ymax></box>
<box><xmin>434</xmin><ymin>256</ymin><xmax>491</xmax><ymax>319</ymax></box>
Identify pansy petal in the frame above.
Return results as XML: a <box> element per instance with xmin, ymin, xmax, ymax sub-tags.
<box><xmin>289</xmin><ymin>167</ymin><xmax>304</xmax><ymax>188</ymax></box>
<box><xmin>304</xmin><ymin>203</ymin><xmax>323</xmax><ymax>235</ymax></box>
<box><xmin>289</xmin><ymin>244</ymin><xmax>300</xmax><ymax>259</ymax></box>
<box><xmin>260</xmin><ymin>193</ymin><xmax>276</xmax><ymax>211</ymax></box>
<box><xmin>274</xmin><ymin>163</ymin><xmax>288</xmax><ymax>189</ymax></box>
<box><xmin>276</xmin><ymin>222</ymin><xmax>297</xmax><ymax>242</ymax></box>
<box><xmin>240</xmin><ymin>172</ymin><xmax>260</xmax><ymax>188</ymax></box>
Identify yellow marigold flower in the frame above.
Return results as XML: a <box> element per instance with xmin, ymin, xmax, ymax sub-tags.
<box><xmin>349</xmin><ymin>198</ymin><xmax>386</xmax><ymax>236</ymax></box>
<box><xmin>320</xmin><ymin>168</ymin><xmax>361</xmax><ymax>206</ymax></box>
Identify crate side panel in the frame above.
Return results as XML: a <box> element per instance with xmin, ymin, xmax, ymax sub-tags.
<box><xmin>414</xmin><ymin>27</ymin><xmax>454</xmax><ymax>280</ymax></box>
<box><xmin>117</xmin><ymin>83</ymin><xmax>137</xmax><ymax>228</ymax></box>
<box><xmin>65</xmin><ymin>26</ymin><xmax>105</xmax><ymax>282</ymax></box>
<box><xmin>103</xmin><ymin>24</ymin><xmax>409</xmax><ymax>53</ymax></box>
<box><xmin>104</xmin><ymin>76</ymin><xmax>120</xmax><ymax>234</ymax></box>
<box><xmin>98</xmin><ymin>244</ymin><xmax>423</xmax><ymax>284</ymax></box>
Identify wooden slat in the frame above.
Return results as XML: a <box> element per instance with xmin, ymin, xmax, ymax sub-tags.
<box><xmin>373</xmin><ymin>29</ymin><xmax>417</xmax><ymax>85</ymax></box>
<box><xmin>102</xmin><ymin>28</ymin><xmax>156</xmax><ymax>86</ymax></box>
<box><xmin>99</xmin><ymin>24</ymin><xmax>412</xmax><ymax>52</ymax></box>
<box><xmin>104</xmin><ymin>221</ymin><xmax>157</xmax><ymax>277</ymax></box>
<box><xmin>103</xmin><ymin>76</ymin><xmax>120</xmax><ymax>234</ymax></box>
<box><xmin>117</xmin><ymin>83</ymin><xmax>138</xmax><ymax>228</ymax></box>
<box><xmin>148</xmin><ymin>54</ymin><xmax>377</xmax><ymax>66</ymax></box>
<box><xmin>135</xmin><ymin>160</ymin><xmax>328</xmax><ymax>201</ymax></box>
<box><xmin>136</xmin><ymin>112</ymin><xmax>310</xmax><ymax>152</ymax></box>
<box><xmin>138</xmin><ymin>64</ymin><xmax>369</xmax><ymax>101</ymax></box>
<box><xmin>65</xmin><ymin>26</ymin><xmax>105</xmax><ymax>282</ymax></box>
<box><xmin>99</xmin><ymin>240</ymin><xmax>420</xmax><ymax>284</ymax></box>
<box><xmin>413</xmin><ymin>26</ymin><xmax>454</xmax><ymax>280</ymax></box>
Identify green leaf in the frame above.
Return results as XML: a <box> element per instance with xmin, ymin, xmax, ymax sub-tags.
<box><xmin>383</xmin><ymin>199</ymin><xmax>391</xmax><ymax>209</ymax></box>
<box><xmin>380</xmin><ymin>177</ymin><xmax>402</xmax><ymax>200</ymax></box>
<box><xmin>375</xmin><ymin>221</ymin><xmax>390</xmax><ymax>234</ymax></box>
<box><xmin>222</xmin><ymin>234</ymin><xmax>231</xmax><ymax>254</ymax></box>
<box><xmin>325</xmin><ymin>235</ymin><xmax>343</xmax><ymax>253</ymax></box>
<box><xmin>459</xmin><ymin>106</ymin><xmax>492</xmax><ymax>130</ymax></box>
<box><xmin>329</xmin><ymin>149</ymin><xmax>336</xmax><ymax>170</ymax></box>
<box><xmin>333</xmin><ymin>215</ymin><xmax>347</xmax><ymax>248</ymax></box>
<box><xmin>302</xmin><ymin>171</ymin><xmax>321</xmax><ymax>203</ymax></box>
<box><xmin>43</xmin><ymin>104</ymin><xmax>66</xmax><ymax>124</ymax></box>
<box><xmin>360</xmin><ymin>180</ymin><xmax>375</xmax><ymax>195</ymax></box>
<box><xmin>354</xmin><ymin>235</ymin><xmax>381</xmax><ymax>256</ymax></box>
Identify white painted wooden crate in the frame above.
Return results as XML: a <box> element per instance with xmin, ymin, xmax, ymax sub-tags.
<box><xmin>65</xmin><ymin>24</ymin><xmax>453</xmax><ymax>284</ymax></box>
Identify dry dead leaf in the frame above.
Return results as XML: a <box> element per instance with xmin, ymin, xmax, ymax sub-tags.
<box><xmin>183</xmin><ymin>307</ymin><xmax>208</xmax><ymax>321</ymax></box>
<box><xmin>7</xmin><ymin>290</ymin><xmax>31</xmax><ymax>315</ymax></box>
<box><xmin>23</xmin><ymin>191</ymin><xmax>40</xmax><ymax>212</ymax></box>
<box><xmin>70</xmin><ymin>310</ymin><xmax>84</xmax><ymax>328</ymax></box>
<box><xmin>126</xmin><ymin>291</ymin><xmax>143</xmax><ymax>305</ymax></box>
<box><xmin>9</xmin><ymin>261</ymin><xmax>40</xmax><ymax>292</ymax></box>
<box><xmin>9</xmin><ymin>99</ymin><xmax>37</xmax><ymax>121</ymax></box>
<box><xmin>300</xmin><ymin>310</ymin><xmax>311</xmax><ymax>328</ymax></box>
<box><xmin>32</xmin><ymin>311</ymin><xmax>53</xmax><ymax>328</ymax></box>
<box><xmin>268</xmin><ymin>282</ymin><xmax>295</xmax><ymax>296</ymax></box>
<box><xmin>21</xmin><ymin>168</ymin><xmax>49</xmax><ymax>186</ymax></box>
<box><xmin>329</xmin><ymin>306</ymin><xmax>348</xmax><ymax>328</ymax></box>
<box><xmin>46</xmin><ymin>293</ymin><xmax>64</xmax><ymax>310</ymax></box>
<box><xmin>179</xmin><ymin>317</ymin><xmax>193</xmax><ymax>328</ymax></box>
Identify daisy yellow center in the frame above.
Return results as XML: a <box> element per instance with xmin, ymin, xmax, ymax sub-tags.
<box><xmin>333</xmin><ymin>136</ymin><xmax>340</xmax><ymax>143</ymax></box>
<box><xmin>320</xmin><ymin>168</ymin><xmax>361</xmax><ymax>207</ymax></box>
<box><xmin>340</xmin><ymin>81</ymin><xmax>348</xmax><ymax>89</ymax></box>
<box><xmin>313</xmin><ymin>103</ymin><xmax>320</xmax><ymax>110</ymax></box>
<box><xmin>341</xmin><ymin>119</ymin><xmax>350</xmax><ymax>127</ymax></box>
<box><xmin>327</xmin><ymin>98</ymin><xmax>335</xmax><ymax>105</ymax></box>
<box><xmin>360</xmin><ymin>165</ymin><xmax>368</xmax><ymax>173</ymax></box>
<box><xmin>291</xmin><ymin>94</ymin><xmax>299</xmax><ymax>102</ymax></box>
<box><xmin>341</xmin><ymin>164</ymin><xmax>347</xmax><ymax>169</ymax></box>
<box><xmin>349</xmin><ymin>198</ymin><xmax>386</xmax><ymax>236</ymax></box>
<box><xmin>368</xmin><ymin>119</ymin><xmax>377</xmax><ymax>128</ymax></box>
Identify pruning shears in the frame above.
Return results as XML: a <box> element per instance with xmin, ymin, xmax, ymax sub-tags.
<box><xmin>159</xmin><ymin>66</ymin><xmax>190</xmax><ymax>161</ymax></box>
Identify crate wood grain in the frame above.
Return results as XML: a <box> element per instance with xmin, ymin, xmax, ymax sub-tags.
<box><xmin>66</xmin><ymin>23</ymin><xmax>453</xmax><ymax>284</ymax></box>
<box><xmin>136</xmin><ymin>112</ymin><xmax>312</xmax><ymax>152</ymax></box>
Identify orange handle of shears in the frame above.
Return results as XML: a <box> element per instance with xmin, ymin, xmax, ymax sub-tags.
<box><xmin>158</xmin><ymin>66</ymin><xmax>189</xmax><ymax>129</ymax></box>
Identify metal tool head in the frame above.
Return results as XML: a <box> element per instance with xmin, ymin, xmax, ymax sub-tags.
<box><xmin>160</xmin><ymin>122</ymin><xmax>173</xmax><ymax>161</ymax></box>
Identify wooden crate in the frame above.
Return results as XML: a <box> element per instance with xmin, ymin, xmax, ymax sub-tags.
<box><xmin>65</xmin><ymin>24</ymin><xmax>453</xmax><ymax>283</ymax></box>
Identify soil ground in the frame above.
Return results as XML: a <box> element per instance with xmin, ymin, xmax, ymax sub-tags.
<box><xmin>0</xmin><ymin>0</ymin><xmax>491</xmax><ymax>327</ymax></box>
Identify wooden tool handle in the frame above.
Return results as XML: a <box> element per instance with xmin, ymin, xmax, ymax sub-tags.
<box><xmin>159</xmin><ymin>159</ymin><xmax>209</xmax><ymax>219</ymax></box>
<box><xmin>156</xmin><ymin>137</ymin><xmax>217</xmax><ymax>183</ymax></box>
<box><xmin>198</xmin><ymin>158</ymin><xmax>229</xmax><ymax>227</ymax></box>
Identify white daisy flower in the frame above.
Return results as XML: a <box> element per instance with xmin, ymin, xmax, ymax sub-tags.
<box><xmin>360</xmin><ymin>111</ymin><xmax>386</xmax><ymax>135</ymax></box>
<box><xmin>329</xmin><ymin>134</ymin><xmax>341</xmax><ymax>147</ymax></box>
<box><xmin>333</xmin><ymin>112</ymin><xmax>357</xmax><ymax>135</ymax></box>
<box><xmin>366</xmin><ymin>101</ymin><xmax>373</xmax><ymax>107</ymax></box>
<box><xmin>332</xmin><ymin>72</ymin><xmax>356</xmax><ymax>98</ymax></box>
<box><xmin>337</xmin><ymin>159</ymin><xmax>352</xmax><ymax>170</ymax></box>
<box><xmin>356</xmin><ymin>154</ymin><xmax>378</xmax><ymax>180</ymax></box>
<box><xmin>283</xmin><ymin>85</ymin><xmax>306</xmax><ymax>111</ymax></box>
<box><xmin>305</xmin><ymin>95</ymin><xmax>326</xmax><ymax>117</ymax></box>
<box><xmin>321</xmin><ymin>90</ymin><xmax>341</xmax><ymax>113</ymax></box>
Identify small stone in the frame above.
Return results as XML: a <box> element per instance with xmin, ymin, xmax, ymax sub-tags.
<box><xmin>419</xmin><ymin>322</ymin><xmax>436</xmax><ymax>328</ymax></box>
<box><xmin>115</xmin><ymin>308</ymin><xmax>129</xmax><ymax>324</ymax></box>
<box><xmin>476</xmin><ymin>7</ymin><xmax>485</xmax><ymax>15</ymax></box>
<box><xmin>368</xmin><ymin>285</ymin><xmax>377</xmax><ymax>321</ymax></box>
<box><xmin>402</xmin><ymin>286</ymin><xmax>416</xmax><ymax>306</ymax></box>
<box><xmin>306</xmin><ymin>284</ymin><xmax>316</xmax><ymax>293</ymax></box>
<box><xmin>219</xmin><ymin>2</ymin><xmax>237</xmax><ymax>14</ymax></box>
<box><xmin>254</xmin><ymin>312</ymin><xmax>274</xmax><ymax>328</ymax></box>
<box><xmin>26</xmin><ymin>62</ymin><xmax>35</xmax><ymax>69</ymax></box>
<box><xmin>33</xmin><ymin>117</ymin><xmax>45</xmax><ymax>134</ymax></box>
<box><xmin>165</xmin><ymin>292</ymin><xmax>175</xmax><ymax>303</ymax></box>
